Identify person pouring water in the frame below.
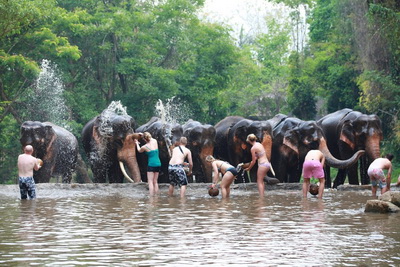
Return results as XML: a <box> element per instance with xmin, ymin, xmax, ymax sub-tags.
<box><xmin>17</xmin><ymin>145</ymin><xmax>42</xmax><ymax>199</ymax></box>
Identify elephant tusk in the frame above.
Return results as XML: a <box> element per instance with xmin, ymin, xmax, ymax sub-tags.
<box><xmin>119</xmin><ymin>161</ymin><xmax>134</xmax><ymax>183</ymax></box>
<box><xmin>270</xmin><ymin>164</ymin><xmax>276</xmax><ymax>177</ymax></box>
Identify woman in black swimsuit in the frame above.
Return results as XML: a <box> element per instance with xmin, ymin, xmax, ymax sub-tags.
<box><xmin>206</xmin><ymin>156</ymin><xmax>238</xmax><ymax>198</ymax></box>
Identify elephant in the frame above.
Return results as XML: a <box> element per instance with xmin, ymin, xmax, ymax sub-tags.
<box><xmin>214</xmin><ymin>116</ymin><xmax>273</xmax><ymax>183</ymax></box>
<box><xmin>81</xmin><ymin>109</ymin><xmax>142</xmax><ymax>183</ymax></box>
<box><xmin>271</xmin><ymin>116</ymin><xmax>365</xmax><ymax>184</ymax></box>
<box><xmin>136</xmin><ymin>117</ymin><xmax>183</xmax><ymax>183</ymax></box>
<box><xmin>20</xmin><ymin>121</ymin><xmax>78</xmax><ymax>183</ymax></box>
<box><xmin>183</xmin><ymin>120</ymin><xmax>216</xmax><ymax>183</ymax></box>
<box><xmin>317</xmin><ymin>108</ymin><xmax>383</xmax><ymax>187</ymax></box>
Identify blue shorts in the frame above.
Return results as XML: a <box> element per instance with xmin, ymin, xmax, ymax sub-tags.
<box><xmin>19</xmin><ymin>177</ymin><xmax>36</xmax><ymax>199</ymax></box>
<box><xmin>168</xmin><ymin>164</ymin><xmax>188</xmax><ymax>187</ymax></box>
<box><xmin>226</xmin><ymin>167</ymin><xmax>238</xmax><ymax>176</ymax></box>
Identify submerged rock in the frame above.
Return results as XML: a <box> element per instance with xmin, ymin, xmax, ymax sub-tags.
<box><xmin>364</xmin><ymin>199</ymin><xmax>400</xmax><ymax>213</ymax></box>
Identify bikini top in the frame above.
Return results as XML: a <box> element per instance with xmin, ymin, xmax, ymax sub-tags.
<box><xmin>255</xmin><ymin>150</ymin><xmax>266</xmax><ymax>158</ymax></box>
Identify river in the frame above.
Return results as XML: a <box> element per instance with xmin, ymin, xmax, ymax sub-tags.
<box><xmin>0</xmin><ymin>183</ymin><xmax>399</xmax><ymax>266</ymax></box>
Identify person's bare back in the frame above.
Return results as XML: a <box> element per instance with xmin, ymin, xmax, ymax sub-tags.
<box><xmin>304</xmin><ymin>150</ymin><xmax>324</xmax><ymax>162</ymax></box>
<box><xmin>369</xmin><ymin>158</ymin><xmax>392</xmax><ymax>171</ymax></box>
<box><xmin>18</xmin><ymin>145</ymin><xmax>40</xmax><ymax>177</ymax></box>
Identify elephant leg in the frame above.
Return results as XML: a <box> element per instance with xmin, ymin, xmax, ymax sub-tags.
<box><xmin>360</xmin><ymin>156</ymin><xmax>370</xmax><ymax>185</ymax></box>
<box><xmin>333</xmin><ymin>169</ymin><xmax>347</xmax><ymax>188</ymax></box>
<box><xmin>324</xmin><ymin>167</ymin><xmax>331</xmax><ymax>188</ymax></box>
<box><xmin>347</xmin><ymin>162</ymin><xmax>359</xmax><ymax>185</ymax></box>
<box><xmin>108</xmin><ymin>163</ymin><xmax>124</xmax><ymax>183</ymax></box>
<box><xmin>92</xmin><ymin>162</ymin><xmax>107</xmax><ymax>183</ymax></box>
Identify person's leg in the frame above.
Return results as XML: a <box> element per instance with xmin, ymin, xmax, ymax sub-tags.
<box><xmin>180</xmin><ymin>185</ymin><xmax>186</xmax><ymax>198</ymax></box>
<box><xmin>147</xmin><ymin>172</ymin><xmax>155</xmax><ymax>195</ymax></box>
<box><xmin>168</xmin><ymin>184</ymin><xmax>174</xmax><ymax>196</ymax></box>
<box><xmin>220</xmin><ymin>173</ymin><xmax>234</xmax><ymax>198</ymax></box>
<box><xmin>371</xmin><ymin>185</ymin><xmax>378</xmax><ymax>197</ymax></box>
<box><xmin>317</xmin><ymin>177</ymin><xmax>325</xmax><ymax>199</ymax></box>
<box><xmin>19</xmin><ymin>179</ymin><xmax>28</xmax><ymax>200</ymax></box>
<box><xmin>303</xmin><ymin>178</ymin><xmax>310</xmax><ymax>198</ymax></box>
<box><xmin>370</xmin><ymin>178</ymin><xmax>378</xmax><ymax>197</ymax></box>
<box><xmin>153</xmin><ymin>171</ymin><xmax>159</xmax><ymax>194</ymax></box>
<box><xmin>257</xmin><ymin>166</ymin><xmax>268</xmax><ymax>197</ymax></box>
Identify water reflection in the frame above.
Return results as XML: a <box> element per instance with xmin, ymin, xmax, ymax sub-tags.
<box><xmin>0</xmin><ymin>186</ymin><xmax>399</xmax><ymax>266</ymax></box>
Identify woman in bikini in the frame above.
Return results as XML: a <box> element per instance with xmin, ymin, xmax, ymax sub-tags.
<box><xmin>135</xmin><ymin>132</ymin><xmax>161</xmax><ymax>196</ymax></box>
<box><xmin>206</xmin><ymin>155</ymin><xmax>238</xmax><ymax>198</ymax></box>
<box><xmin>245</xmin><ymin>133</ymin><xmax>271</xmax><ymax>197</ymax></box>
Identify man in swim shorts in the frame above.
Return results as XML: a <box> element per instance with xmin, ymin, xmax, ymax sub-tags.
<box><xmin>368</xmin><ymin>154</ymin><xmax>393</xmax><ymax>197</ymax></box>
<box><xmin>168</xmin><ymin>137</ymin><xmax>193</xmax><ymax>198</ymax></box>
<box><xmin>17</xmin><ymin>145</ymin><xmax>42</xmax><ymax>199</ymax></box>
<box><xmin>302</xmin><ymin>150</ymin><xmax>325</xmax><ymax>199</ymax></box>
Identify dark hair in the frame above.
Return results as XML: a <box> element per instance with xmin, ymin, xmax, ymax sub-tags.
<box><xmin>386</xmin><ymin>153</ymin><xmax>394</xmax><ymax>161</ymax></box>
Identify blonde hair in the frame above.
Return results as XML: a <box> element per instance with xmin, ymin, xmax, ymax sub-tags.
<box><xmin>246</xmin><ymin>134</ymin><xmax>257</xmax><ymax>143</ymax></box>
<box><xmin>206</xmin><ymin>155</ymin><xmax>215</xmax><ymax>162</ymax></box>
<box><xmin>143</xmin><ymin>132</ymin><xmax>152</xmax><ymax>142</ymax></box>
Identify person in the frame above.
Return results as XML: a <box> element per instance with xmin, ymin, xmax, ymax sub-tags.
<box><xmin>168</xmin><ymin>137</ymin><xmax>193</xmax><ymax>198</ymax></box>
<box><xmin>244</xmin><ymin>133</ymin><xmax>271</xmax><ymax>197</ymax></box>
<box><xmin>135</xmin><ymin>132</ymin><xmax>162</xmax><ymax>196</ymax></box>
<box><xmin>17</xmin><ymin>145</ymin><xmax>41</xmax><ymax>199</ymax></box>
<box><xmin>206</xmin><ymin>156</ymin><xmax>238</xmax><ymax>198</ymax></box>
<box><xmin>302</xmin><ymin>150</ymin><xmax>325</xmax><ymax>199</ymax></box>
<box><xmin>367</xmin><ymin>154</ymin><xmax>393</xmax><ymax>197</ymax></box>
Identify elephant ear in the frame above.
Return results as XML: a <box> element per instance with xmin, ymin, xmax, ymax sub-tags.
<box><xmin>283</xmin><ymin>128</ymin><xmax>300</xmax><ymax>154</ymax></box>
<box><xmin>339</xmin><ymin>120</ymin><xmax>356</xmax><ymax>149</ymax></box>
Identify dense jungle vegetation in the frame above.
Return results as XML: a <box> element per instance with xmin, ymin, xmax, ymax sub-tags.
<box><xmin>1</xmin><ymin>0</ymin><xmax>399</xmax><ymax>183</ymax></box>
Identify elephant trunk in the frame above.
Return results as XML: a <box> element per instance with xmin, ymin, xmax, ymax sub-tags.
<box><xmin>319</xmin><ymin>137</ymin><xmax>365</xmax><ymax>169</ymax></box>
<box><xmin>365</xmin><ymin>135</ymin><xmax>381</xmax><ymax>160</ymax></box>
<box><xmin>200</xmin><ymin>145</ymin><xmax>214</xmax><ymax>183</ymax></box>
<box><xmin>261</xmin><ymin>133</ymin><xmax>273</xmax><ymax>161</ymax></box>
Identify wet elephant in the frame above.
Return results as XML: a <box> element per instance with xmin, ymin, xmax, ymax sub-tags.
<box><xmin>317</xmin><ymin>108</ymin><xmax>383</xmax><ymax>187</ymax></box>
<box><xmin>81</xmin><ymin>109</ymin><xmax>141</xmax><ymax>183</ymax></box>
<box><xmin>214</xmin><ymin>116</ymin><xmax>273</xmax><ymax>183</ymax></box>
<box><xmin>136</xmin><ymin>117</ymin><xmax>183</xmax><ymax>183</ymax></box>
<box><xmin>183</xmin><ymin>120</ymin><xmax>216</xmax><ymax>183</ymax></box>
<box><xmin>272</xmin><ymin>116</ymin><xmax>365</xmax><ymax>184</ymax></box>
<box><xmin>20</xmin><ymin>121</ymin><xmax>78</xmax><ymax>183</ymax></box>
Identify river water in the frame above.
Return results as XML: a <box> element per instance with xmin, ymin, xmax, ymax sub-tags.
<box><xmin>0</xmin><ymin>183</ymin><xmax>399</xmax><ymax>266</ymax></box>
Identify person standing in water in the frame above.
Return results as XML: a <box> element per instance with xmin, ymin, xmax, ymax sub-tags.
<box><xmin>368</xmin><ymin>154</ymin><xmax>393</xmax><ymax>197</ymax></box>
<box><xmin>245</xmin><ymin>134</ymin><xmax>271</xmax><ymax>197</ymax></box>
<box><xmin>302</xmin><ymin>150</ymin><xmax>326</xmax><ymax>199</ymax></box>
<box><xmin>17</xmin><ymin>145</ymin><xmax>41</xmax><ymax>199</ymax></box>
<box><xmin>136</xmin><ymin>132</ymin><xmax>161</xmax><ymax>196</ymax></box>
<box><xmin>206</xmin><ymin>156</ymin><xmax>238</xmax><ymax>198</ymax></box>
<box><xmin>168</xmin><ymin>137</ymin><xmax>193</xmax><ymax>198</ymax></box>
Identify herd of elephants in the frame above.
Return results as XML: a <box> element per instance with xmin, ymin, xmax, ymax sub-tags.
<box><xmin>19</xmin><ymin>107</ymin><xmax>382</xmax><ymax>189</ymax></box>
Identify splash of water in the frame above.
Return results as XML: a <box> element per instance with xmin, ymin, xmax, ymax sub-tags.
<box><xmin>98</xmin><ymin>101</ymin><xmax>128</xmax><ymax>137</ymax></box>
<box><xmin>27</xmin><ymin>59</ymin><xmax>70</xmax><ymax>129</ymax></box>
<box><xmin>155</xmin><ymin>97</ymin><xmax>191</xmax><ymax>125</ymax></box>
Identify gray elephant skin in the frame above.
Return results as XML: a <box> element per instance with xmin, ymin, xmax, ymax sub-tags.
<box><xmin>183</xmin><ymin>120</ymin><xmax>216</xmax><ymax>183</ymax></box>
<box><xmin>20</xmin><ymin>121</ymin><xmax>78</xmax><ymax>183</ymax></box>
<box><xmin>81</xmin><ymin>109</ymin><xmax>141</xmax><ymax>183</ymax></box>
<box><xmin>214</xmin><ymin>116</ymin><xmax>273</xmax><ymax>183</ymax></box>
<box><xmin>317</xmin><ymin>108</ymin><xmax>382</xmax><ymax>187</ymax></box>
<box><xmin>272</xmin><ymin>116</ymin><xmax>365</xmax><ymax>184</ymax></box>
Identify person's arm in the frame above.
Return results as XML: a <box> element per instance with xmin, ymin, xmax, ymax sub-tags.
<box><xmin>135</xmin><ymin>139</ymin><xmax>147</xmax><ymax>153</ymax></box>
<box><xmin>187</xmin><ymin>150</ymin><xmax>193</xmax><ymax>175</ymax></box>
<box><xmin>211</xmin><ymin>162</ymin><xmax>220</xmax><ymax>187</ymax></box>
<box><xmin>245</xmin><ymin>148</ymin><xmax>257</xmax><ymax>171</ymax></box>
<box><xmin>387</xmin><ymin>163</ymin><xmax>392</xmax><ymax>189</ymax></box>
<box><xmin>34</xmin><ymin>158</ymin><xmax>41</xmax><ymax>171</ymax></box>
<box><xmin>320</xmin><ymin>153</ymin><xmax>325</xmax><ymax>168</ymax></box>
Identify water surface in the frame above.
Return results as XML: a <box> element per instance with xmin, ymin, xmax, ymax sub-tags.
<box><xmin>0</xmin><ymin>184</ymin><xmax>399</xmax><ymax>266</ymax></box>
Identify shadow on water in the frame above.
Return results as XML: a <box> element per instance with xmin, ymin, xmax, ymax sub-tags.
<box><xmin>0</xmin><ymin>184</ymin><xmax>399</xmax><ymax>266</ymax></box>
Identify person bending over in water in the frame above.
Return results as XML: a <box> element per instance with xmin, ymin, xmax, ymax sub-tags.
<box><xmin>136</xmin><ymin>132</ymin><xmax>161</xmax><ymax>196</ymax></box>
<box><xmin>168</xmin><ymin>137</ymin><xmax>193</xmax><ymax>198</ymax></box>
<box><xmin>302</xmin><ymin>150</ymin><xmax>325</xmax><ymax>199</ymax></box>
<box><xmin>245</xmin><ymin>134</ymin><xmax>271</xmax><ymax>197</ymax></box>
<box><xmin>368</xmin><ymin>154</ymin><xmax>393</xmax><ymax>197</ymax></box>
<box><xmin>206</xmin><ymin>156</ymin><xmax>238</xmax><ymax>198</ymax></box>
<box><xmin>17</xmin><ymin>145</ymin><xmax>42</xmax><ymax>200</ymax></box>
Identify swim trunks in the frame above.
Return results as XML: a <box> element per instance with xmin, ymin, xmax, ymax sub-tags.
<box><xmin>368</xmin><ymin>168</ymin><xmax>387</xmax><ymax>188</ymax></box>
<box><xmin>302</xmin><ymin>160</ymin><xmax>324</xmax><ymax>179</ymax></box>
<box><xmin>19</xmin><ymin>176</ymin><xmax>36</xmax><ymax>199</ymax></box>
<box><xmin>147</xmin><ymin>166</ymin><xmax>161</xmax><ymax>172</ymax></box>
<box><xmin>168</xmin><ymin>164</ymin><xmax>188</xmax><ymax>187</ymax></box>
